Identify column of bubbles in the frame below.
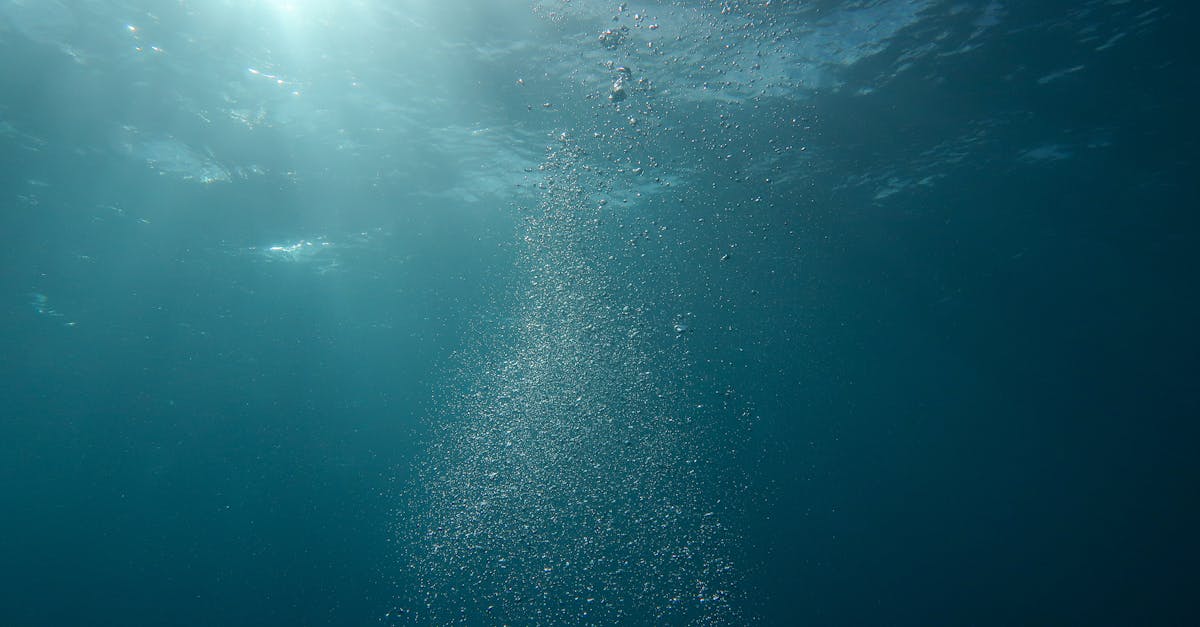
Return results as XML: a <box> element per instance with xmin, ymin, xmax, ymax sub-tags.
<box><xmin>394</xmin><ymin>136</ymin><xmax>745</xmax><ymax>625</ymax></box>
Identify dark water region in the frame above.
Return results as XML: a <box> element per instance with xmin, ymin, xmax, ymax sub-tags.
<box><xmin>1</xmin><ymin>1</ymin><xmax>1197</xmax><ymax>625</ymax></box>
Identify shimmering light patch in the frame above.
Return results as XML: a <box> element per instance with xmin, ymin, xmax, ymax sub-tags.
<box><xmin>123</xmin><ymin>22</ymin><xmax>165</xmax><ymax>55</ymax></box>
<box><xmin>29</xmin><ymin>292</ymin><xmax>75</xmax><ymax>326</ymax></box>
<box><xmin>248</xmin><ymin>67</ymin><xmax>283</xmax><ymax>84</ymax></box>
<box><xmin>264</xmin><ymin>239</ymin><xmax>332</xmax><ymax>261</ymax></box>
<box><xmin>243</xmin><ymin>235</ymin><xmax>358</xmax><ymax>276</ymax></box>
<box><xmin>135</xmin><ymin>138</ymin><xmax>231</xmax><ymax>183</ymax></box>
<box><xmin>30</xmin><ymin>292</ymin><xmax>57</xmax><ymax>317</ymax></box>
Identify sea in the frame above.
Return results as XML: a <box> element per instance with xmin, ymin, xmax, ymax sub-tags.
<box><xmin>1</xmin><ymin>1</ymin><xmax>1196</xmax><ymax>625</ymax></box>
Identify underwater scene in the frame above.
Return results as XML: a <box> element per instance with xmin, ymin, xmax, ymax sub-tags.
<box><xmin>1</xmin><ymin>1</ymin><xmax>1196</xmax><ymax>625</ymax></box>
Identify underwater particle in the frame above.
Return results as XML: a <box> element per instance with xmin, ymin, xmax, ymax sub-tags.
<box><xmin>610</xmin><ymin>66</ymin><xmax>633</xmax><ymax>103</ymax></box>
<box><xmin>610</xmin><ymin>80</ymin><xmax>627</xmax><ymax>102</ymax></box>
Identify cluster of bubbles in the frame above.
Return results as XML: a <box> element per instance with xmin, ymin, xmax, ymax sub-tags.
<box><xmin>393</xmin><ymin>135</ymin><xmax>747</xmax><ymax>624</ymax></box>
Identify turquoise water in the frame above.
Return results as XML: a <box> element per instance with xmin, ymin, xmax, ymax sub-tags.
<box><xmin>2</xmin><ymin>1</ymin><xmax>1195</xmax><ymax>625</ymax></box>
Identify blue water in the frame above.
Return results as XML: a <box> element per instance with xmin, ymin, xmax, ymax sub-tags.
<box><xmin>2</xmin><ymin>1</ymin><xmax>1196</xmax><ymax>625</ymax></box>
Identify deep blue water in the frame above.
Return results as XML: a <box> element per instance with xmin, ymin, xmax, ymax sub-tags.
<box><xmin>1</xmin><ymin>1</ymin><xmax>1197</xmax><ymax>625</ymax></box>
